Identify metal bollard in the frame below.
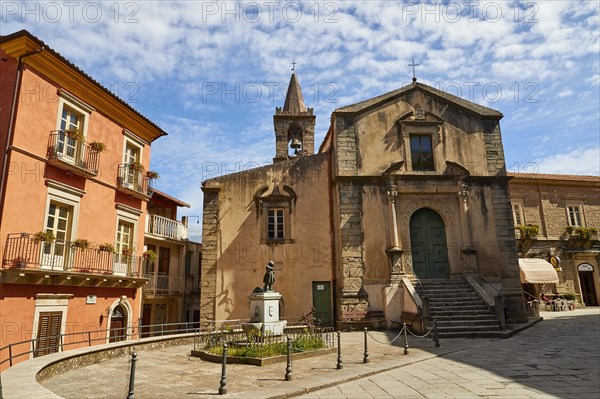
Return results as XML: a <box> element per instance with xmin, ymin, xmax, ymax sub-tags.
<box><xmin>127</xmin><ymin>350</ymin><xmax>137</xmax><ymax>399</ymax></box>
<box><xmin>433</xmin><ymin>319</ymin><xmax>440</xmax><ymax>348</ymax></box>
<box><xmin>403</xmin><ymin>323</ymin><xmax>409</xmax><ymax>355</ymax></box>
<box><xmin>218</xmin><ymin>343</ymin><xmax>228</xmax><ymax>395</ymax></box>
<box><xmin>363</xmin><ymin>327</ymin><xmax>369</xmax><ymax>364</ymax></box>
<box><xmin>285</xmin><ymin>337</ymin><xmax>292</xmax><ymax>381</ymax></box>
<box><xmin>336</xmin><ymin>331</ymin><xmax>343</xmax><ymax>369</ymax></box>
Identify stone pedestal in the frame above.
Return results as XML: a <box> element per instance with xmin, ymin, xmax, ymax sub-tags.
<box><xmin>243</xmin><ymin>291</ymin><xmax>287</xmax><ymax>336</ymax></box>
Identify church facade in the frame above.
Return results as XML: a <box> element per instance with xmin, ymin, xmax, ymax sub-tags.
<box><xmin>201</xmin><ymin>74</ymin><xmax>529</xmax><ymax>328</ymax></box>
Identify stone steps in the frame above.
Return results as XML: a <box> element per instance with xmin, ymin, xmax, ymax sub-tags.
<box><xmin>416</xmin><ymin>278</ymin><xmax>503</xmax><ymax>338</ymax></box>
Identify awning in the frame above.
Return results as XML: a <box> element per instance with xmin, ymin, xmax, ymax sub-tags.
<box><xmin>519</xmin><ymin>258</ymin><xmax>559</xmax><ymax>284</ymax></box>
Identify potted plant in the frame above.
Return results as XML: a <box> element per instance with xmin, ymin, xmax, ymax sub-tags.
<box><xmin>129</xmin><ymin>162</ymin><xmax>144</xmax><ymax>172</ymax></box>
<box><xmin>64</xmin><ymin>129</ymin><xmax>84</xmax><ymax>142</ymax></box>
<box><xmin>563</xmin><ymin>226</ymin><xmax>599</xmax><ymax>249</ymax></box>
<box><xmin>146</xmin><ymin>170</ymin><xmax>159</xmax><ymax>179</ymax></box>
<box><xmin>33</xmin><ymin>231</ymin><xmax>55</xmax><ymax>243</ymax></box>
<box><xmin>121</xmin><ymin>248</ymin><xmax>134</xmax><ymax>257</ymax></box>
<box><xmin>71</xmin><ymin>238</ymin><xmax>90</xmax><ymax>250</ymax></box>
<box><xmin>143</xmin><ymin>250</ymin><xmax>157</xmax><ymax>264</ymax></box>
<box><xmin>98</xmin><ymin>243</ymin><xmax>115</xmax><ymax>253</ymax></box>
<box><xmin>89</xmin><ymin>141</ymin><xmax>106</xmax><ymax>152</ymax></box>
<box><xmin>515</xmin><ymin>224</ymin><xmax>540</xmax><ymax>240</ymax></box>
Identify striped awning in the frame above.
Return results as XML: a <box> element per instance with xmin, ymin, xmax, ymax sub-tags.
<box><xmin>519</xmin><ymin>258</ymin><xmax>559</xmax><ymax>284</ymax></box>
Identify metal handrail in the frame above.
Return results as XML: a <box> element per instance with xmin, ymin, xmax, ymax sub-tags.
<box><xmin>0</xmin><ymin>321</ymin><xmax>200</xmax><ymax>368</ymax></box>
<box><xmin>0</xmin><ymin>313</ymin><xmax>330</xmax><ymax>369</ymax></box>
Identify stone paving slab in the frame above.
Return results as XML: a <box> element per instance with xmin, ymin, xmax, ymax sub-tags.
<box><xmin>299</xmin><ymin>309</ymin><xmax>600</xmax><ymax>399</ymax></box>
<box><xmin>4</xmin><ymin>308</ymin><xmax>598</xmax><ymax>399</ymax></box>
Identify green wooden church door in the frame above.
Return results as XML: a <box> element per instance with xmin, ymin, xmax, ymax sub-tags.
<box><xmin>409</xmin><ymin>208</ymin><xmax>449</xmax><ymax>280</ymax></box>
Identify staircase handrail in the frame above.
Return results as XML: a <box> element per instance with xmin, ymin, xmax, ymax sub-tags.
<box><xmin>460</xmin><ymin>256</ymin><xmax>504</xmax><ymax>297</ymax></box>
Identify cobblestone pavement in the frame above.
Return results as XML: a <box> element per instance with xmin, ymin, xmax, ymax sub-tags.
<box><xmin>39</xmin><ymin>309</ymin><xmax>599</xmax><ymax>399</ymax></box>
<box><xmin>300</xmin><ymin>309</ymin><xmax>600</xmax><ymax>399</ymax></box>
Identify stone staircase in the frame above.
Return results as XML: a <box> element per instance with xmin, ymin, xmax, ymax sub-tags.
<box><xmin>415</xmin><ymin>279</ymin><xmax>503</xmax><ymax>338</ymax></box>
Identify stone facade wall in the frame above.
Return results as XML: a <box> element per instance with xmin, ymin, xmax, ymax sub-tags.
<box><xmin>200</xmin><ymin>188</ymin><xmax>219</xmax><ymax>321</ymax></box>
<box><xmin>334</xmin><ymin>117</ymin><xmax>359</xmax><ymax>175</ymax></box>
<box><xmin>491</xmin><ymin>181</ymin><xmax>527</xmax><ymax>322</ymax></box>
<box><xmin>483</xmin><ymin>122</ymin><xmax>507</xmax><ymax>176</ymax></box>
<box><xmin>509</xmin><ymin>176</ymin><xmax>600</xmax><ymax>306</ymax></box>
<box><xmin>336</xmin><ymin>180</ymin><xmax>368</xmax><ymax>316</ymax></box>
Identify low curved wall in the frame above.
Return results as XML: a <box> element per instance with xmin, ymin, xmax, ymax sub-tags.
<box><xmin>191</xmin><ymin>347</ymin><xmax>337</xmax><ymax>366</ymax></box>
<box><xmin>1</xmin><ymin>333</ymin><xmax>196</xmax><ymax>399</ymax></box>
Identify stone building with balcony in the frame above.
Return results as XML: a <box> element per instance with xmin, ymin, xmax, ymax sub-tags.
<box><xmin>509</xmin><ymin>173</ymin><xmax>600</xmax><ymax>307</ymax></box>
<box><xmin>141</xmin><ymin>189</ymin><xmax>202</xmax><ymax>335</ymax></box>
<box><xmin>0</xmin><ymin>30</ymin><xmax>166</xmax><ymax>367</ymax></box>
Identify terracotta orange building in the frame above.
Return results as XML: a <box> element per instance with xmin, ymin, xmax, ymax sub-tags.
<box><xmin>0</xmin><ymin>30</ymin><xmax>167</xmax><ymax>368</ymax></box>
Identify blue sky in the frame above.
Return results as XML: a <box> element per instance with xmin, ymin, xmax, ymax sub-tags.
<box><xmin>2</xmin><ymin>1</ymin><xmax>599</xmax><ymax>217</ymax></box>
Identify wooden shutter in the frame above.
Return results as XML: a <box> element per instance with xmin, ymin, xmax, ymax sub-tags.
<box><xmin>35</xmin><ymin>311</ymin><xmax>62</xmax><ymax>357</ymax></box>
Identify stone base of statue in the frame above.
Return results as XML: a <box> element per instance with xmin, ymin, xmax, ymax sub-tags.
<box><xmin>242</xmin><ymin>290</ymin><xmax>287</xmax><ymax>336</ymax></box>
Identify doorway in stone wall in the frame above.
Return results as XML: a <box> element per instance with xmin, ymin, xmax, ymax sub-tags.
<box><xmin>578</xmin><ymin>264</ymin><xmax>598</xmax><ymax>306</ymax></box>
<box><xmin>109</xmin><ymin>304</ymin><xmax>127</xmax><ymax>342</ymax></box>
<box><xmin>409</xmin><ymin>208</ymin><xmax>449</xmax><ymax>280</ymax></box>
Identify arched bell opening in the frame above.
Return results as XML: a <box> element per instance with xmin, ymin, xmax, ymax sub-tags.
<box><xmin>287</xmin><ymin>125</ymin><xmax>303</xmax><ymax>157</ymax></box>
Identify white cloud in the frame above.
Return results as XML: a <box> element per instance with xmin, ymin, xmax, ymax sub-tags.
<box><xmin>533</xmin><ymin>147</ymin><xmax>600</xmax><ymax>176</ymax></box>
<box><xmin>2</xmin><ymin>0</ymin><xmax>597</xmax><ymax>216</ymax></box>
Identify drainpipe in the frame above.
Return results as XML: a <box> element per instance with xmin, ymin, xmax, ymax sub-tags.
<box><xmin>0</xmin><ymin>46</ymin><xmax>45</xmax><ymax>228</ymax></box>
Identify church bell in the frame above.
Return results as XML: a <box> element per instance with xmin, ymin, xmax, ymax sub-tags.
<box><xmin>290</xmin><ymin>137</ymin><xmax>302</xmax><ymax>154</ymax></box>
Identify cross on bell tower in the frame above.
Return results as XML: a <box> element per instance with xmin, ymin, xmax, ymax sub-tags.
<box><xmin>409</xmin><ymin>59</ymin><xmax>420</xmax><ymax>83</ymax></box>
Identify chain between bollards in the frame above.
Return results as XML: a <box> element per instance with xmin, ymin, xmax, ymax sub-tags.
<box><xmin>363</xmin><ymin>327</ymin><xmax>369</xmax><ymax>363</ymax></box>
<box><xmin>127</xmin><ymin>350</ymin><xmax>137</xmax><ymax>399</ymax></box>
<box><xmin>403</xmin><ymin>323</ymin><xmax>409</xmax><ymax>355</ymax></box>
<box><xmin>433</xmin><ymin>319</ymin><xmax>440</xmax><ymax>347</ymax></box>
<box><xmin>336</xmin><ymin>331</ymin><xmax>343</xmax><ymax>369</ymax></box>
<box><xmin>285</xmin><ymin>336</ymin><xmax>292</xmax><ymax>381</ymax></box>
<box><xmin>218</xmin><ymin>343</ymin><xmax>228</xmax><ymax>395</ymax></box>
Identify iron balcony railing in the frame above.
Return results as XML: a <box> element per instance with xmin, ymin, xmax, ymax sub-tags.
<box><xmin>2</xmin><ymin>233</ymin><xmax>143</xmax><ymax>277</ymax></box>
<box><xmin>47</xmin><ymin>130</ymin><xmax>100</xmax><ymax>175</ymax></box>
<box><xmin>144</xmin><ymin>272</ymin><xmax>185</xmax><ymax>295</ymax></box>
<box><xmin>146</xmin><ymin>214</ymin><xmax>188</xmax><ymax>240</ymax></box>
<box><xmin>117</xmin><ymin>163</ymin><xmax>152</xmax><ymax>197</ymax></box>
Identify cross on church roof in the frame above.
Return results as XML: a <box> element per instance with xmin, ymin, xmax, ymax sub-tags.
<box><xmin>291</xmin><ymin>60</ymin><xmax>296</xmax><ymax>72</ymax></box>
<box><xmin>409</xmin><ymin>59</ymin><xmax>420</xmax><ymax>82</ymax></box>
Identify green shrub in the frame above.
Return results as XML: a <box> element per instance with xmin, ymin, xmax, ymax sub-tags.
<box><xmin>516</xmin><ymin>224</ymin><xmax>539</xmax><ymax>240</ymax></box>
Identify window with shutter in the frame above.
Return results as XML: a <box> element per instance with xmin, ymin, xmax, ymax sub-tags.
<box><xmin>35</xmin><ymin>311</ymin><xmax>62</xmax><ymax>357</ymax></box>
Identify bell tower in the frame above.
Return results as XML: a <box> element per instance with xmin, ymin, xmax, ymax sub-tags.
<box><xmin>273</xmin><ymin>73</ymin><xmax>316</xmax><ymax>163</ymax></box>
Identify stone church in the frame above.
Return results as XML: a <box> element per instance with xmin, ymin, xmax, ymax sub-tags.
<box><xmin>201</xmin><ymin>73</ymin><xmax>528</xmax><ymax>332</ymax></box>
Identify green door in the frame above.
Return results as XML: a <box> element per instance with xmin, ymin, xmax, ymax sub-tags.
<box><xmin>409</xmin><ymin>208</ymin><xmax>449</xmax><ymax>280</ymax></box>
<box><xmin>312</xmin><ymin>281</ymin><xmax>333</xmax><ymax>327</ymax></box>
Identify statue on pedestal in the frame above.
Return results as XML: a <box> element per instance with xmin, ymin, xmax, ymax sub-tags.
<box><xmin>263</xmin><ymin>261</ymin><xmax>275</xmax><ymax>292</ymax></box>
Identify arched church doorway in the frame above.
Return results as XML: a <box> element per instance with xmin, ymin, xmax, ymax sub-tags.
<box><xmin>578</xmin><ymin>264</ymin><xmax>598</xmax><ymax>306</ymax></box>
<box><xmin>409</xmin><ymin>208</ymin><xmax>449</xmax><ymax>280</ymax></box>
<box><xmin>109</xmin><ymin>304</ymin><xmax>127</xmax><ymax>342</ymax></box>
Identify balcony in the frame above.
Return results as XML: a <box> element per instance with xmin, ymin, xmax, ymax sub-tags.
<box><xmin>2</xmin><ymin>234</ymin><xmax>144</xmax><ymax>282</ymax></box>
<box><xmin>145</xmin><ymin>214</ymin><xmax>188</xmax><ymax>241</ymax></box>
<box><xmin>144</xmin><ymin>272</ymin><xmax>185</xmax><ymax>296</ymax></box>
<box><xmin>116</xmin><ymin>164</ymin><xmax>153</xmax><ymax>200</ymax></box>
<box><xmin>46</xmin><ymin>130</ymin><xmax>100</xmax><ymax>177</ymax></box>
